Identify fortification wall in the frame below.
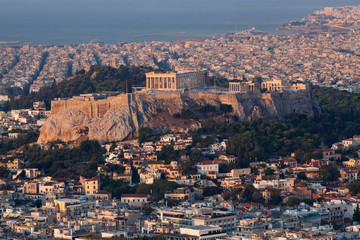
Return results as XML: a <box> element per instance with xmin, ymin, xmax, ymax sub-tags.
<box><xmin>40</xmin><ymin>89</ymin><xmax>319</xmax><ymax>144</ymax></box>
<box><xmin>50</xmin><ymin>89</ymin><xmax>314</xmax><ymax>119</ymax></box>
<box><xmin>51</xmin><ymin>94</ymin><xmax>130</xmax><ymax>118</ymax></box>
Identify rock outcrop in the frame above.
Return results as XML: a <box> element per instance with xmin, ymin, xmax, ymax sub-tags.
<box><xmin>37</xmin><ymin>90</ymin><xmax>320</xmax><ymax>144</ymax></box>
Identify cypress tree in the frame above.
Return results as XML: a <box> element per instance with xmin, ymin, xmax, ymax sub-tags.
<box><xmin>353</xmin><ymin>204</ymin><xmax>360</xmax><ymax>223</ymax></box>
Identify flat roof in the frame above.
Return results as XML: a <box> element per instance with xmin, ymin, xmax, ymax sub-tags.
<box><xmin>180</xmin><ymin>225</ymin><xmax>221</xmax><ymax>230</ymax></box>
<box><xmin>54</xmin><ymin>199</ymin><xmax>80</xmax><ymax>203</ymax></box>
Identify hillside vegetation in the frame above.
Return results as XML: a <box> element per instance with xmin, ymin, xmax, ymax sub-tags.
<box><xmin>5</xmin><ymin>65</ymin><xmax>151</xmax><ymax>110</ymax></box>
<box><xmin>4</xmin><ymin>65</ymin><xmax>360</xmax><ymax>170</ymax></box>
<box><xmin>3</xmin><ymin>65</ymin><xmax>360</xmax><ymax>197</ymax></box>
<box><xmin>4</xmin><ymin>65</ymin><xmax>233</xmax><ymax>111</ymax></box>
<box><xmin>218</xmin><ymin>86</ymin><xmax>360</xmax><ymax>167</ymax></box>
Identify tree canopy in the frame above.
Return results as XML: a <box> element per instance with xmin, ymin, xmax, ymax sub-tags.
<box><xmin>24</xmin><ymin>140</ymin><xmax>105</xmax><ymax>179</ymax></box>
<box><xmin>4</xmin><ymin>65</ymin><xmax>151</xmax><ymax>110</ymax></box>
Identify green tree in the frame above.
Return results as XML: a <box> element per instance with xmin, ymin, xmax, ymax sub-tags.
<box><xmin>157</xmin><ymin>145</ymin><xmax>176</xmax><ymax>164</ymax></box>
<box><xmin>143</xmin><ymin>205</ymin><xmax>153</xmax><ymax>215</ymax></box>
<box><xmin>105</xmin><ymin>164</ymin><xmax>125</xmax><ymax>174</ymax></box>
<box><xmin>220</xmin><ymin>104</ymin><xmax>233</xmax><ymax>113</ymax></box>
<box><xmin>269</xmin><ymin>189</ymin><xmax>282</xmax><ymax>205</ymax></box>
<box><xmin>297</xmin><ymin>172</ymin><xmax>307</xmax><ymax>180</ymax></box>
<box><xmin>179</xmin><ymin>159</ymin><xmax>197</xmax><ymax>176</ymax></box>
<box><xmin>264</xmin><ymin>168</ymin><xmax>275</xmax><ymax>176</ymax></box>
<box><xmin>5</xmin><ymin>65</ymin><xmax>150</xmax><ymax>111</ymax></box>
<box><xmin>0</xmin><ymin>166</ymin><xmax>10</xmax><ymax>178</ymax></box>
<box><xmin>109</xmin><ymin>141</ymin><xmax>117</xmax><ymax>152</ymax></box>
<box><xmin>203</xmin><ymin>187</ymin><xmax>223</xmax><ymax>197</ymax></box>
<box><xmin>319</xmin><ymin>165</ymin><xmax>340</xmax><ymax>181</ymax></box>
<box><xmin>0</xmin><ymin>184</ymin><xmax>13</xmax><ymax>190</ymax></box>
<box><xmin>132</xmin><ymin>166</ymin><xmax>140</xmax><ymax>184</ymax></box>
<box><xmin>302</xmin><ymin>198</ymin><xmax>314</xmax><ymax>206</ymax></box>
<box><xmin>242</xmin><ymin>184</ymin><xmax>255</xmax><ymax>202</ymax></box>
<box><xmin>138</xmin><ymin>127</ymin><xmax>152</xmax><ymax>143</ymax></box>
<box><xmin>251</xmin><ymin>167</ymin><xmax>259</xmax><ymax>175</ymax></box>
<box><xmin>24</xmin><ymin>140</ymin><xmax>105</xmax><ymax>179</ymax></box>
<box><xmin>285</xmin><ymin>197</ymin><xmax>301</xmax><ymax>206</ymax></box>
<box><xmin>166</xmin><ymin>199</ymin><xmax>181</xmax><ymax>207</ymax></box>
<box><xmin>189</xmin><ymin>148</ymin><xmax>204</xmax><ymax>163</ymax></box>
<box><xmin>16</xmin><ymin>170</ymin><xmax>26</xmax><ymax>180</ymax></box>
<box><xmin>180</xmin><ymin>108</ymin><xmax>193</xmax><ymax>119</ymax></box>
<box><xmin>101</xmin><ymin>176</ymin><xmax>135</xmax><ymax>199</ymax></box>
<box><xmin>136</xmin><ymin>180</ymin><xmax>179</xmax><ymax>201</ymax></box>
<box><xmin>353</xmin><ymin>204</ymin><xmax>360</xmax><ymax>223</ymax></box>
<box><xmin>34</xmin><ymin>199</ymin><xmax>42</xmax><ymax>208</ymax></box>
<box><xmin>347</xmin><ymin>180</ymin><xmax>360</xmax><ymax>195</ymax></box>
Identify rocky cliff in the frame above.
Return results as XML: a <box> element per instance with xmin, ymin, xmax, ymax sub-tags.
<box><xmin>37</xmin><ymin>90</ymin><xmax>320</xmax><ymax>144</ymax></box>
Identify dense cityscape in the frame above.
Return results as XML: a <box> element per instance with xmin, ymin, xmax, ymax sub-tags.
<box><xmin>1</xmin><ymin>3</ymin><xmax>360</xmax><ymax>240</ymax></box>
<box><xmin>1</xmin><ymin>5</ymin><xmax>360</xmax><ymax>97</ymax></box>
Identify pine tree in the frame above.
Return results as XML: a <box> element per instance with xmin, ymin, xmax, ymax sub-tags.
<box><xmin>353</xmin><ymin>204</ymin><xmax>360</xmax><ymax>223</ymax></box>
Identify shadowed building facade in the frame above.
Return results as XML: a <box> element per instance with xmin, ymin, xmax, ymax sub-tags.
<box><xmin>146</xmin><ymin>70</ymin><xmax>206</xmax><ymax>90</ymax></box>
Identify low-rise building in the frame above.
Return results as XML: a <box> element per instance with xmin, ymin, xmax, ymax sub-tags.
<box><xmin>178</xmin><ymin>225</ymin><xmax>226</xmax><ymax>240</ymax></box>
<box><xmin>121</xmin><ymin>194</ymin><xmax>149</xmax><ymax>207</ymax></box>
<box><xmin>234</xmin><ymin>218</ymin><xmax>269</xmax><ymax>238</ymax></box>
<box><xmin>193</xmin><ymin>211</ymin><xmax>237</xmax><ymax>232</ymax></box>
<box><xmin>54</xmin><ymin>198</ymin><xmax>95</xmax><ymax>220</ymax></box>
<box><xmin>80</xmin><ymin>176</ymin><xmax>99</xmax><ymax>196</ymax></box>
<box><xmin>196</xmin><ymin>161</ymin><xmax>219</xmax><ymax>175</ymax></box>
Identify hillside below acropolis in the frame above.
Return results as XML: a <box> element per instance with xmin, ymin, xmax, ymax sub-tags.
<box><xmin>37</xmin><ymin>89</ymin><xmax>320</xmax><ymax>144</ymax></box>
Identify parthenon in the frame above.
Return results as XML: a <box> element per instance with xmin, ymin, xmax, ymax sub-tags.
<box><xmin>145</xmin><ymin>70</ymin><xmax>206</xmax><ymax>90</ymax></box>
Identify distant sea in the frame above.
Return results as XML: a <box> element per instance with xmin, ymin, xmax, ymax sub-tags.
<box><xmin>1</xmin><ymin>0</ymin><xmax>359</xmax><ymax>45</ymax></box>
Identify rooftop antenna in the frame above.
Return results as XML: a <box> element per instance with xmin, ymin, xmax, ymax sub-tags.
<box><xmin>235</xmin><ymin>24</ymin><xmax>237</xmax><ymax>34</ymax></box>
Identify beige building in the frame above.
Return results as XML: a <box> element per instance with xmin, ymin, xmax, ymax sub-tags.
<box><xmin>7</xmin><ymin>159</ymin><xmax>23</xmax><ymax>172</ymax></box>
<box><xmin>343</xmin><ymin>158</ymin><xmax>360</xmax><ymax>168</ymax></box>
<box><xmin>234</xmin><ymin>218</ymin><xmax>269</xmax><ymax>238</ymax></box>
<box><xmin>121</xmin><ymin>194</ymin><xmax>149</xmax><ymax>207</ymax></box>
<box><xmin>342</xmin><ymin>138</ymin><xmax>360</xmax><ymax>148</ymax></box>
<box><xmin>231</xmin><ymin>168</ymin><xmax>251</xmax><ymax>177</ymax></box>
<box><xmin>25</xmin><ymin>182</ymin><xmax>39</xmax><ymax>194</ymax></box>
<box><xmin>340</xmin><ymin>169</ymin><xmax>358</xmax><ymax>182</ymax></box>
<box><xmin>54</xmin><ymin>198</ymin><xmax>95</xmax><ymax>220</ymax></box>
<box><xmin>24</xmin><ymin>168</ymin><xmax>41</xmax><ymax>179</ymax></box>
<box><xmin>193</xmin><ymin>212</ymin><xmax>237</xmax><ymax>232</ymax></box>
<box><xmin>145</xmin><ymin>70</ymin><xmax>206</xmax><ymax>90</ymax></box>
<box><xmin>80</xmin><ymin>176</ymin><xmax>99</xmax><ymax>196</ymax></box>
<box><xmin>179</xmin><ymin>226</ymin><xmax>226</xmax><ymax>240</ymax></box>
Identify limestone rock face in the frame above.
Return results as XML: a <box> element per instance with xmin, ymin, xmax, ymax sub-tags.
<box><xmin>37</xmin><ymin>90</ymin><xmax>320</xmax><ymax>144</ymax></box>
<box><xmin>87</xmin><ymin>105</ymin><xmax>140</xmax><ymax>142</ymax></box>
<box><xmin>37</xmin><ymin>108</ymin><xmax>92</xmax><ymax>144</ymax></box>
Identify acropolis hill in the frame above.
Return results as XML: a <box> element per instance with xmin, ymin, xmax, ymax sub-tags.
<box><xmin>38</xmin><ymin>71</ymin><xmax>320</xmax><ymax>144</ymax></box>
